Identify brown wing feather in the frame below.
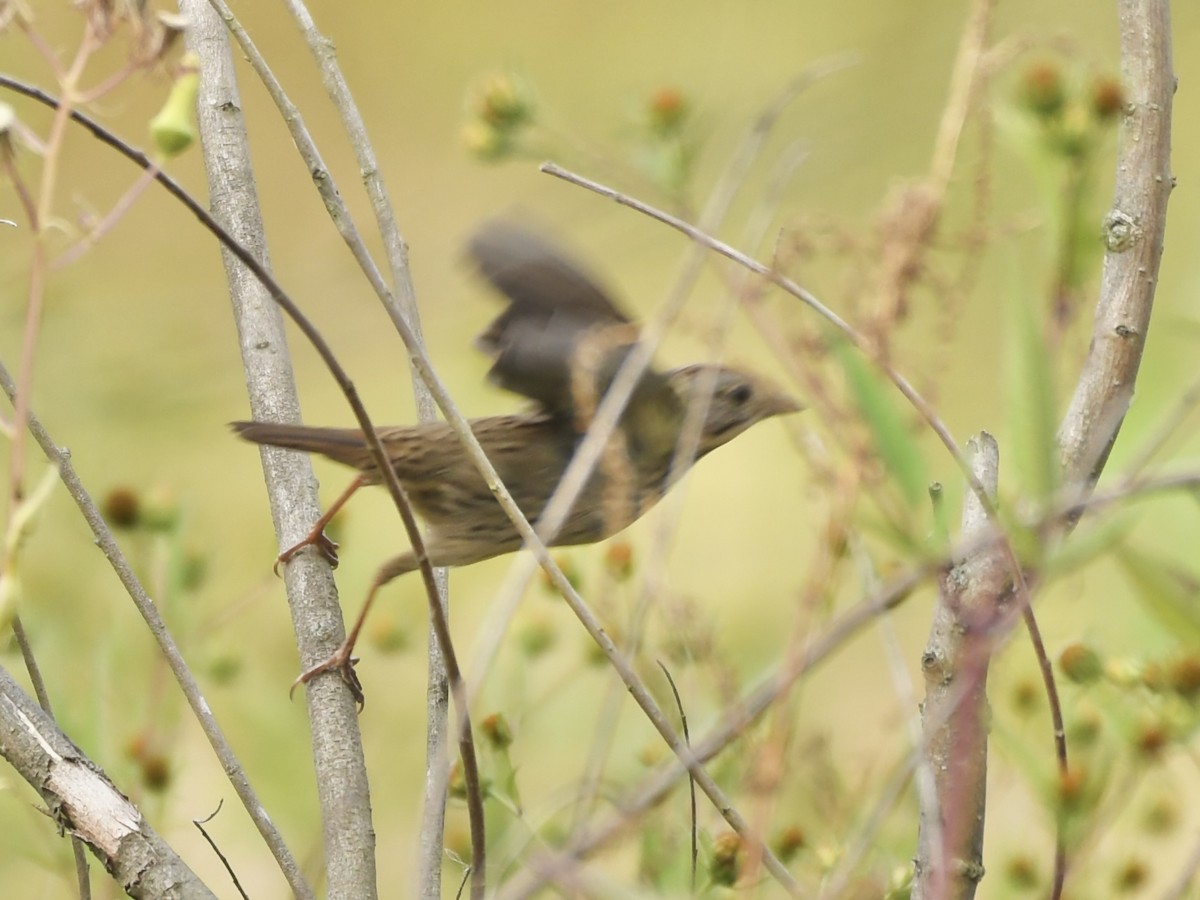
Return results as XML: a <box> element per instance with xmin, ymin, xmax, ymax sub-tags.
<box><xmin>467</xmin><ymin>220</ymin><xmax>630</xmax><ymax>340</ymax></box>
<box><xmin>466</xmin><ymin>221</ymin><xmax>682</xmax><ymax>444</ymax></box>
<box><xmin>467</xmin><ymin>221</ymin><xmax>636</xmax><ymax>416</ymax></box>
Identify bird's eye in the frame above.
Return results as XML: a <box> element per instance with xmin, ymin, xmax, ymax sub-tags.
<box><xmin>728</xmin><ymin>384</ymin><xmax>753</xmax><ymax>405</ymax></box>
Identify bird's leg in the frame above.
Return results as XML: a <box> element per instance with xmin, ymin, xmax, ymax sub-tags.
<box><xmin>275</xmin><ymin>474</ymin><xmax>367</xmax><ymax>574</ymax></box>
<box><xmin>289</xmin><ymin>551</ymin><xmax>418</xmax><ymax>706</ymax></box>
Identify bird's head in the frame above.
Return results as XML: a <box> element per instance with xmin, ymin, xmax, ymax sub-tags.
<box><xmin>666</xmin><ymin>364</ymin><xmax>801</xmax><ymax>459</ymax></box>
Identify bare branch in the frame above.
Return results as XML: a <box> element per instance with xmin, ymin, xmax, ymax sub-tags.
<box><xmin>0</xmin><ymin>665</ymin><xmax>216</xmax><ymax>898</ymax></box>
<box><xmin>179</xmin><ymin>2</ymin><xmax>367</xmax><ymax>896</ymax></box>
<box><xmin>1058</xmin><ymin>0</ymin><xmax>1174</xmax><ymax>485</ymax></box>
<box><xmin>913</xmin><ymin>433</ymin><xmax>1001</xmax><ymax>900</ymax></box>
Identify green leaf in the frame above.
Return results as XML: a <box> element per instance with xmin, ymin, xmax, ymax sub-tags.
<box><xmin>831</xmin><ymin>338</ymin><xmax>927</xmax><ymax>508</ymax></box>
<box><xmin>1005</xmin><ymin>261</ymin><xmax>1059</xmax><ymax>503</ymax></box>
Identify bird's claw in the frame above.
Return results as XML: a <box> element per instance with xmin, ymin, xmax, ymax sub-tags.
<box><xmin>273</xmin><ymin>531</ymin><xmax>340</xmax><ymax>576</ymax></box>
<box><xmin>289</xmin><ymin>644</ymin><xmax>365</xmax><ymax>709</ymax></box>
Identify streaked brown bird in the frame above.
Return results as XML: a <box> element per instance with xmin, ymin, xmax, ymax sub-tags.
<box><xmin>234</xmin><ymin>221</ymin><xmax>800</xmax><ymax>695</ymax></box>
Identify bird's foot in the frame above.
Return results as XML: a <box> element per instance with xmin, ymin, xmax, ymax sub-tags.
<box><xmin>289</xmin><ymin>642</ymin><xmax>364</xmax><ymax>708</ymax></box>
<box><xmin>273</xmin><ymin>530</ymin><xmax>340</xmax><ymax>575</ymax></box>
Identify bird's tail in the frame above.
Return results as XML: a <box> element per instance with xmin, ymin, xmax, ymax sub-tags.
<box><xmin>231</xmin><ymin>421</ymin><xmax>373</xmax><ymax>471</ymax></box>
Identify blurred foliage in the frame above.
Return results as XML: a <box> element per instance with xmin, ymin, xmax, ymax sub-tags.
<box><xmin>831</xmin><ymin>333</ymin><xmax>928</xmax><ymax>511</ymax></box>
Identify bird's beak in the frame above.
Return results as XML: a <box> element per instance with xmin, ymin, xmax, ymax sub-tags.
<box><xmin>770</xmin><ymin>392</ymin><xmax>804</xmax><ymax>416</ymax></box>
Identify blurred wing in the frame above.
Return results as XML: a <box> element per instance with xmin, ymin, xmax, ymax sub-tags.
<box><xmin>469</xmin><ymin>220</ymin><xmax>630</xmax><ymax>336</ymax></box>
<box><xmin>466</xmin><ymin>220</ymin><xmax>685</xmax><ymax>464</ymax></box>
<box><xmin>467</xmin><ymin>221</ymin><xmax>635</xmax><ymax>414</ymax></box>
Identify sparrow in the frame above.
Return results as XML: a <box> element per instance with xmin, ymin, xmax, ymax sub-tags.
<box><xmin>234</xmin><ymin>221</ymin><xmax>800</xmax><ymax>696</ymax></box>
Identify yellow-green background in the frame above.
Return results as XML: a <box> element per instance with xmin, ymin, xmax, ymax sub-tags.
<box><xmin>2</xmin><ymin>1</ymin><xmax>1199</xmax><ymax>896</ymax></box>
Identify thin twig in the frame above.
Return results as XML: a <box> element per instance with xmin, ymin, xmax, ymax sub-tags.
<box><xmin>657</xmin><ymin>662</ymin><xmax>697</xmax><ymax>891</ymax></box>
<box><xmin>193</xmin><ymin>802</ymin><xmax>250</xmax><ymax>900</ymax></box>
